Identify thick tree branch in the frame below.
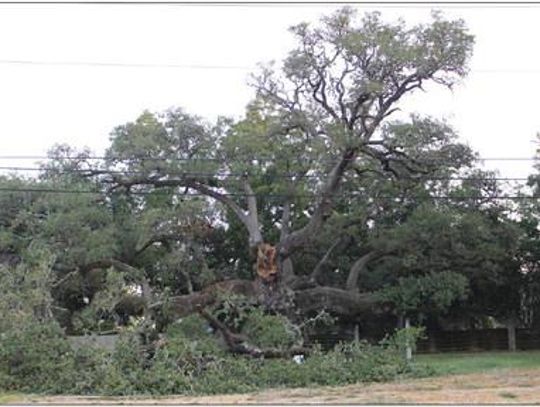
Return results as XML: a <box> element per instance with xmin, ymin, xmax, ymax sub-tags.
<box><xmin>134</xmin><ymin>234</ymin><xmax>180</xmax><ymax>257</ymax></box>
<box><xmin>310</xmin><ymin>238</ymin><xmax>343</xmax><ymax>284</ymax></box>
<box><xmin>361</xmin><ymin>144</ymin><xmax>433</xmax><ymax>179</ymax></box>
<box><xmin>186</xmin><ymin>180</ymin><xmax>249</xmax><ymax>226</ymax></box>
<box><xmin>197</xmin><ymin>307</ymin><xmax>310</xmax><ymax>358</ymax></box>
<box><xmin>242</xmin><ymin>177</ymin><xmax>263</xmax><ymax>248</ymax></box>
<box><xmin>345</xmin><ymin>251</ymin><xmax>378</xmax><ymax>292</ymax></box>
<box><xmin>280</xmin><ymin>257</ymin><xmax>297</xmax><ymax>285</ymax></box>
<box><xmin>107</xmin><ymin>173</ymin><xmax>264</xmax><ymax>249</ymax></box>
<box><xmin>151</xmin><ymin>279</ymin><xmax>257</xmax><ymax>318</ymax></box>
<box><xmin>308</xmin><ymin>73</ymin><xmax>340</xmax><ymax>122</ymax></box>
<box><xmin>295</xmin><ymin>287</ymin><xmax>379</xmax><ymax>317</ymax></box>
<box><xmin>279</xmin><ymin>198</ymin><xmax>291</xmax><ymax>243</ymax></box>
<box><xmin>151</xmin><ymin>278</ymin><xmax>381</xmax><ymax>322</ymax></box>
<box><xmin>179</xmin><ymin>270</ymin><xmax>194</xmax><ymax>294</ymax></box>
<box><xmin>280</xmin><ymin>148</ymin><xmax>356</xmax><ymax>255</ymax></box>
<box><xmin>78</xmin><ymin>258</ymin><xmax>141</xmax><ymax>276</ymax></box>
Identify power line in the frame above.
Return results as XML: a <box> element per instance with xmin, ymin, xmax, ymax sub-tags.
<box><xmin>0</xmin><ymin>186</ymin><xmax>536</xmax><ymax>201</ymax></box>
<box><xmin>5</xmin><ymin>1</ymin><xmax>539</xmax><ymax>6</ymax></box>
<box><xmin>0</xmin><ymin>165</ymin><xmax>533</xmax><ymax>182</ymax></box>
<box><xmin>3</xmin><ymin>59</ymin><xmax>540</xmax><ymax>74</ymax></box>
<box><xmin>0</xmin><ymin>155</ymin><xmax>537</xmax><ymax>162</ymax></box>
<box><xmin>0</xmin><ymin>59</ymin><xmax>252</xmax><ymax>70</ymax></box>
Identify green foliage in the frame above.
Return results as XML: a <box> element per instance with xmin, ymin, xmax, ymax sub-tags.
<box><xmin>209</xmin><ymin>296</ymin><xmax>301</xmax><ymax>349</ymax></box>
<box><xmin>380</xmin><ymin>326</ymin><xmax>426</xmax><ymax>355</ymax></box>
<box><xmin>0</xmin><ymin>315</ymin><xmax>431</xmax><ymax>396</ymax></box>
<box><xmin>242</xmin><ymin>308</ymin><xmax>300</xmax><ymax>349</ymax></box>
<box><xmin>212</xmin><ymin>294</ymin><xmax>257</xmax><ymax>330</ymax></box>
<box><xmin>369</xmin><ymin>201</ymin><xmax>521</xmax><ymax>322</ymax></box>
<box><xmin>195</xmin><ymin>327</ymin><xmax>432</xmax><ymax>393</ymax></box>
<box><xmin>165</xmin><ymin>315</ymin><xmax>225</xmax><ymax>358</ymax></box>
<box><xmin>0</xmin><ymin>250</ymin><xmax>55</xmax><ymax>330</ymax></box>
<box><xmin>0</xmin><ymin>6</ymin><xmax>528</xmax><ymax>398</ymax></box>
<box><xmin>378</xmin><ymin>271</ymin><xmax>469</xmax><ymax>317</ymax></box>
<box><xmin>0</xmin><ymin>319</ymin><xmax>78</xmax><ymax>394</ymax></box>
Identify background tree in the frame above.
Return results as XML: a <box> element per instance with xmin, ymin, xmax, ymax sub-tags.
<box><xmin>0</xmin><ymin>8</ymin><xmax>487</xmax><ymax>349</ymax></box>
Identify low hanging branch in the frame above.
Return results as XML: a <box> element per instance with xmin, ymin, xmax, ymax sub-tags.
<box><xmin>197</xmin><ymin>307</ymin><xmax>310</xmax><ymax>358</ymax></box>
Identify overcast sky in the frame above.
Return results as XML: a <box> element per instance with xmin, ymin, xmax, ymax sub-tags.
<box><xmin>0</xmin><ymin>3</ymin><xmax>539</xmax><ymax>183</ymax></box>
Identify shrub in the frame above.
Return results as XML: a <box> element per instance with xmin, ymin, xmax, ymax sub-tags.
<box><xmin>241</xmin><ymin>308</ymin><xmax>300</xmax><ymax>350</ymax></box>
<box><xmin>0</xmin><ymin>320</ymin><xmax>76</xmax><ymax>394</ymax></box>
<box><xmin>0</xmin><ymin>309</ymin><xmax>433</xmax><ymax>397</ymax></box>
<box><xmin>192</xmin><ymin>356</ymin><xmax>259</xmax><ymax>395</ymax></box>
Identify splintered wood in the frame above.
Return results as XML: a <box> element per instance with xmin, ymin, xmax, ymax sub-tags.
<box><xmin>256</xmin><ymin>243</ymin><xmax>278</xmax><ymax>282</ymax></box>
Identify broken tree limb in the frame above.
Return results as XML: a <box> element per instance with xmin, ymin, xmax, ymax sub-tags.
<box><xmin>295</xmin><ymin>286</ymin><xmax>379</xmax><ymax>317</ymax></box>
<box><xmin>197</xmin><ymin>307</ymin><xmax>311</xmax><ymax>358</ymax></box>
<box><xmin>152</xmin><ymin>279</ymin><xmax>257</xmax><ymax>318</ymax></box>
<box><xmin>154</xmin><ymin>277</ymin><xmax>380</xmax><ymax>321</ymax></box>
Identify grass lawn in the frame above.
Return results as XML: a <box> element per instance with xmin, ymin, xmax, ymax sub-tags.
<box><xmin>416</xmin><ymin>350</ymin><xmax>540</xmax><ymax>375</ymax></box>
<box><xmin>0</xmin><ymin>393</ymin><xmax>23</xmax><ymax>404</ymax></box>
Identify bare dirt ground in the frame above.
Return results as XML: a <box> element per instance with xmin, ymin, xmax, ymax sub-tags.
<box><xmin>16</xmin><ymin>368</ymin><xmax>540</xmax><ymax>404</ymax></box>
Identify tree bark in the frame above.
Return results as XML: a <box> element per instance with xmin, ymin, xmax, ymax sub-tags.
<box><xmin>108</xmin><ymin>175</ymin><xmax>263</xmax><ymax>250</ymax></box>
<box><xmin>155</xmin><ymin>279</ymin><xmax>379</xmax><ymax>321</ymax></box>
<box><xmin>310</xmin><ymin>239</ymin><xmax>342</xmax><ymax>284</ymax></box>
<box><xmin>280</xmin><ymin>257</ymin><xmax>296</xmax><ymax>285</ymax></box>
<box><xmin>242</xmin><ymin>178</ymin><xmax>263</xmax><ymax>248</ymax></box>
<box><xmin>151</xmin><ymin>279</ymin><xmax>258</xmax><ymax>318</ymax></box>
<box><xmin>345</xmin><ymin>251</ymin><xmax>377</xmax><ymax>292</ymax></box>
<box><xmin>294</xmin><ymin>286</ymin><xmax>378</xmax><ymax>317</ymax></box>
<box><xmin>279</xmin><ymin>148</ymin><xmax>356</xmax><ymax>256</ymax></box>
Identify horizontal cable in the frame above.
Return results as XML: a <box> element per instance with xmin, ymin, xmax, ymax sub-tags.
<box><xmin>0</xmin><ymin>165</ymin><xmax>532</xmax><ymax>182</ymax></box>
<box><xmin>7</xmin><ymin>2</ymin><xmax>539</xmax><ymax>7</ymax></box>
<box><xmin>0</xmin><ymin>187</ymin><xmax>536</xmax><ymax>201</ymax></box>
<box><xmin>0</xmin><ymin>155</ymin><xmax>537</xmax><ymax>162</ymax></box>
<box><xmin>5</xmin><ymin>59</ymin><xmax>540</xmax><ymax>73</ymax></box>
<box><xmin>0</xmin><ymin>59</ymin><xmax>252</xmax><ymax>70</ymax></box>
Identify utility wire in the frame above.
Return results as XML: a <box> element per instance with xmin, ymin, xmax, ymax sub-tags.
<box><xmin>3</xmin><ymin>59</ymin><xmax>540</xmax><ymax>73</ymax></box>
<box><xmin>0</xmin><ymin>186</ymin><xmax>536</xmax><ymax>201</ymax></box>
<box><xmin>0</xmin><ymin>155</ymin><xmax>536</xmax><ymax>161</ymax></box>
<box><xmin>0</xmin><ymin>59</ymin><xmax>252</xmax><ymax>70</ymax></box>
<box><xmin>0</xmin><ymin>165</ymin><xmax>533</xmax><ymax>182</ymax></box>
<box><xmin>7</xmin><ymin>2</ymin><xmax>540</xmax><ymax>8</ymax></box>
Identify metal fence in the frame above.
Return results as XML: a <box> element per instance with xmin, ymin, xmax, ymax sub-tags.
<box><xmin>68</xmin><ymin>328</ymin><xmax>540</xmax><ymax>354</ymax></box>
<box><xmin>416</xmin><ymin>328</ymin><xmax>540</xmax><ymax>353</ymax></box>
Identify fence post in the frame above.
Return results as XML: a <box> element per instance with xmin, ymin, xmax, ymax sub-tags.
<box><xmin>405</xmin><ymin>317</ymin><xmax>412</xmax><ymax>361</ymax></box>
<box><xmin>507</xmin><ymin>317</ymin><xmax>517</xmax><ymax>352</ymax></box>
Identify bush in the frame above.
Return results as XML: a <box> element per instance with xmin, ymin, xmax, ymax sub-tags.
<box><xmin>0</xmin><ymin>320</ymin><xmax>76</xmax><ymax>394</ymax></box>
<box><xmin>0</xmin><ymin>312</ymin><xmax>432</xmax><ymax>397</ymax></box>
<box><xmin>241</xmin><ymin>308</ymin><xmax>300</xmax><ymax>350</ymax></box>
<box><xmin>0</xmin><ymin>254</ymin><xmax>430</xmax><ymax>396</ymax></box>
